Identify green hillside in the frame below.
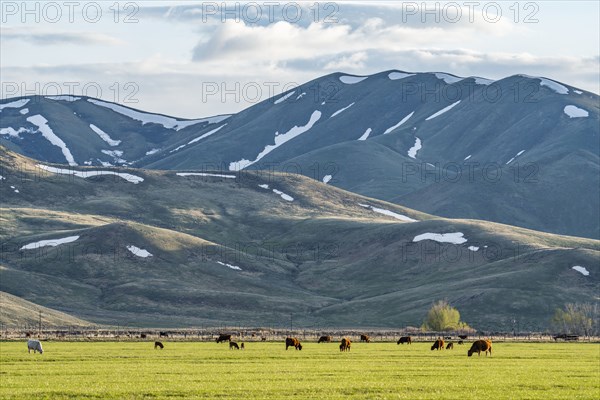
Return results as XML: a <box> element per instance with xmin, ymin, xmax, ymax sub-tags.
<box><xmin>1</xmin><ymin>147</ymin><xmax>597</xmax><ymax>329</ymax></box>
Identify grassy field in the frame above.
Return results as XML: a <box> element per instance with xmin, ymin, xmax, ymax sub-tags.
<box><xmin>1</xmin><ymin>341</ymin><xmax>598</xmax><ymax>399</ymax></box>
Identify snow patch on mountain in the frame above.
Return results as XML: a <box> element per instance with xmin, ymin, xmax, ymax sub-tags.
<box><xmin>358</xmin><ymin>128</ymin><xmax>372</xmax><ymax>141</ymax></box>
<box><xmin>90</xmin><ymin>124</ymin><xmax>121</xmax><ymax>146</ymax></box>
<box><xmin>388</xmin><ymin>72</ymin><xmax>415</xmax><ymax>80</ymax></box>
<box><xmin>539</xmin><ymin>78</ymin><xmax>569</xmax><ymax>94</ymax></box>
<box><xmin>273</xmin><ymin>189</ymin><xmax>294</xmax><ymax>202</ymax></box>
<box><xmin>145</xmin><ymin>148</ymin><xmax>160</xmax><ymax>155</ymax></box>
<box><xmin>563</xmin><ymin>105</ymin><xmax>589</xmax><ymax>118</ymax></box>
<box><xmin>46</xmin><ymin>95</ymin><xmax>81</xmax><ymax>102</ymax></box>
<box><xmin>339</xmin><ymin>75</ymin><xmax>368</xmax><ymax>84</ymax></box>
<box><xmin>229</xmin><ymin>111</ymin><xmax>321</xmax><ymax>171</ymax></box>
<box><xmin>358</xmin><ymin>203</ymin><xmax>417</xmax><ymax>222</ymax></box>
<box><xmin>188</xmin><ymin>124</ymin><xmax>228</xmax><ymax>144</ymax></box>
<box><xmin>464</xmin><ymin>155</ymin><xmax>472</xmax><ymax>161</ymax></box>
<box><xmin>572</xmin><ymin>266</ymin><xmax>589</xmax><ymax>276</ymax></box>
<box><xmin>217</xmin><ymin>261</ymin><xmax>242</xmax><ymax>271</ymax></box>
<box><xmin>0</xmin><ymin>99</ymin><xmax>30</xmax><ymax>112</ymax></box>
<box><xmin>384</xmin><ymin>111</ymin><xmax>414</xmax><ymax>134</ymax></box>
<box><xmin>87</xmin><ymin>99</ymin><xmax>228</xmax><ymax>130</ymax></box>
<box><xmin>468</xmin><ymin>246</ymin><xmax>479</xmax><ymax>251</ymax></box>
<box><xmin>0</xmin><ymin>127</ymin><xmax>33</xmax><ymax>138</ymax></box>
<box><xmin>176</xmin><ymin>172</ymin><xmax>236</xmax><ymax>179</ymax></box>
<box><xmin>519</xmin><ymin>75</ymin><xmax>569</xmax><ymax>94</ymax></box>
<box><xmin>274</xmin><ymin>91</ymin><xmax>296</xmax><ymax>104</ymax></box>
<box><xmin>170</xmin><ymin>124</ymin><xmax>228</xmax><ymax>153</ymax></box>
<box><xmin>413</xmin><ymin>232</ymin><xmax>467</xmax><ymax>244</ymax></box>
<box><xmin>330</xmin><ymin>102</ymin><xmax>355</xmax><ymax>119</ymax></box>
<box><xmin>434</xmin><ymin>73</ymin><xmax>462</xmax><ymax>84</ymax></box>
<box><xmin>408</xmin><ymin>137</ymin><xmax>422</xmax><ymax>159</ymax></box>
<box><xmin>126</xmin><ymin>245</ymin><xmax>152</xmax><ymax>258</ymax></box>
<box><xmin>425</xmin><ymin>101</ymin><xmax>461</xmax><ymax>120</ymax></box>
<box><xmin>506</xmin><ymin>150</ymin><xmax>526</xmax><ymax>165</ymax></box>
<box><xmin>573</xmin><ymin>90</ymin><xmax>583</xmax><ymax>94</ymax></box>
<box><xmin>101</xmin><ymin>150</ymin><xmax>127</xmax><ymax>164</ymax></box>
<box><xmin>323</xmin><ymin>175</ymin><xmax>332</xmax><ymax>184</ymax></box>
<box><xmin>27</xmin><ymin>115</ymin><xmax>77</xmax><ymax>166</ymax></box>
<box><xmin>37</xmin><ymin>164</ymin><xmax>144</xmax><ymax>184</ymax></box>
<box><xmin>472</xmin><ymin>77</ymin><xmax>494</xmax><ymax>85</ymax></box>
<box><xmin>19</xmin><ymin>108</ymin><xmax>29</xmax><ymax>115</ymax></box>
<box><xmin>21</xmin><ymin>235</ymin><xmax>80</xmax><ymax>250</ymax></box>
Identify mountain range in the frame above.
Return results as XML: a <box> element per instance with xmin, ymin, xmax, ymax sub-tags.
<box><xmin>1</xmin><ymin>71</ymin><xmax>598</xmax><ymax>240</ymax></box>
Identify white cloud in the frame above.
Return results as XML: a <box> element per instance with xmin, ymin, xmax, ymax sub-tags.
<box><xmin>1</xmin><ymin>27</ymin><xmax>123</xmax><ymax>46</ymax></box>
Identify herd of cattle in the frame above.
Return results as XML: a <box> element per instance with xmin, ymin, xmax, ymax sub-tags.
<box><xmin>26</xmin><ymin>334</ymin><xmax>492</xmax><ymax>357</ymax></box>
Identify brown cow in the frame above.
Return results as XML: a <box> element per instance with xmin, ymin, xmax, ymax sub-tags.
<box><xmin>229</xmin><ymin>341</ymin><xmax>240</xmax><ymax>350</ymax></box>
<box><xmin>431</xmin><ymin>339</ymin><xmax>445</xmax><ymax>351</ymax></box>
<box><xmin>446</xmin><ymin>342</ymin><xmax>454</xmax><ymax>350</ymax></box>
<box><xmin>285</xmin><ymin>337</ymin><xmax>302</xmax><ymax>350</ymax></box>
<box><xmin>154</xmin><ymin>341</ymin><xmax>164</xmax><ymax>349</ymax></box>
<box><xmin>397</xmin><ymin>336</ymin><xmax>412</xmax><ymax>345</ymax></box>
<box><xmin>468</xmin><ymin>340</ymin><xmax>492</xmax><ymax>357</ymax></box>
<box><xmin>318</xmin><ymin>335</ymin><xmax>332</xmax><ymax>343</ymax></box>
<box><xmin>458</xmin><ymin>340</ymin><xmax>464</xmax><ymax>345</ymax></box>
<box><xmin>360</xmin><ymin>334</ymin><xmax>371</xmax><ymax>343</ymax></box>
<box><xmin>241</xmin><ymin>343</ymin><xmax>245</xmax><ymax>350</ymax></box>
<box><xmin>216</xmin><ymin>334</ymin><xmax>232</xmax><ymax>343</ymax></box>
<box><xmin>340</xmin><ymin>338</ymin><xmax>352</xmax><ymax>352</ymax></box>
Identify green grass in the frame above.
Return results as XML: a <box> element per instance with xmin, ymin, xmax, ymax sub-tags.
<box><xmin>1</xmin><ymin>342</ymin><xmax>598</xmax><ymax>399</ymax></box>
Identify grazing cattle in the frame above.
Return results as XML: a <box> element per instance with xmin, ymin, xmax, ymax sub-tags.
<box><xmin>446</xmin><ymin>342</ymin><xmax>454</xmax><ymax>350</ymax></box>
<box><xmin>340</xmin><ymin>338</ymin><xmax>351</xmax><ymax>352</ymax></box>
<box><xmin>159</xmin><ymin>332</ymin><xmax>169</xmax><ymax>338</ymax></box>
<box><xmin>241</xmin><ymin>343</ymin><xmax>245</xmax><ymax>350</ymax></box>
<box><xmin>140</xmin><ymin>333</ymin><xmax>147</xmax><ymax>339</ymax></box>
<box><xmin>216</xmin><ymin>334</ymin><xmax>232</xmax><ymax>343</ymax></box>
<box><xmin>229</xmin><ymin>341</ymin><xmax>240</xmax><ymax>350</ymax></box>
<box><xmin>360</xmin><ymin>334</ymin><xmax>371</xmax><ymax>343</ymax></box>
<box><xmin>444</xmin><ymin>336</ymin><xmax>452</xmax><ymax>340</ymax></box>
<box><xmin>154</xmin><ymin>341</ymin><xmax>164</xmax><ymax>349</ymax></box>
<box><xmin>431</xmin><ymin>339</ymin><xmax>445</xmax><ymax>351</ymax></box>
<box><xmin>467</xmin><ymin>340</ymin><xmax>492</xmax><ymax>357</ymax></box>
<box><xmin>285</xmin><ymin>337</ymin><xmax>302</xmax><ymax>350</ymax></box>
<box><xmin>458</xmin><ymin>340</ymin><xmax>464</xmax><ymax>345</ymax></box>
<box><xmin>318</xmin><ymin>335</ymin><xmax>332</xmax><ymax>343</ymax></box>
<box><xmin>261</xmin><ymin>337</ymin><xmax>267</xmax><ymax>342</ymax></box>
<box><xmin>397</xmin><ymin>336</ymin><xmax>412</xmax><ymax>345</ymax></box>
<box><xmin>458</xmin><ymin>335</ymin><xmax>468</xmax><ymax>340</ymax></box>
<box><xmin>25</xmin><ymin>332</ymin><xmax>32</xmax><ymax>338</ymax></box>
<box><xmin>27</xmin><ymin>340</ymin><xmax>43</xmax><ymax>354</ymax></box>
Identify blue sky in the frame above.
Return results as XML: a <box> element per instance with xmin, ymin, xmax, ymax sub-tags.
<box><xmin>1</xmin><ymin>1</ymin><xmax>598</xmax><ymax>117</ymax></box>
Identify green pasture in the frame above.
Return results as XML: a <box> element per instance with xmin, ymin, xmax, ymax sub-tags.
<box><xmin>0</xmin><ymin>341</ymin><xmax>598</xmax><ymax>399</ymax></box>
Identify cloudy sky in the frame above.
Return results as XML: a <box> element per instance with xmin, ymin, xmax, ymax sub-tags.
<box><xmin>1</xmin><ymin>1</ymin><xmax>598</xmax><ymax>117</ymax></box>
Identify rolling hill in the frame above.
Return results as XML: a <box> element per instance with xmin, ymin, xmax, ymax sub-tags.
<box><xmin>1</xmin><ymin>70</ymin><xmax>598</xmax><ymax>239</ymax></box>
<box><xmin>1</xmin><ymin>147</ymin><xmax>597</xmax><ymax>329</ymax></box>
<box><xmin>0</xmin><ymin>291</ymin><xmax>91</xmax><ymax>328</ymax></box>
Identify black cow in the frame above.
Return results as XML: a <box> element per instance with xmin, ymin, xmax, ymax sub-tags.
<box><xmin>216</xmin><ymin>334</ymin><xmax>232</xmax><ymax>343</ymax></box>
<box><xmin>397</xmin><ymin>336</ymin><xmax>412</xmax><ymax>345</ymax></box>
<box><xmin>318</xmin><ymin>336</ymin><xmax>332</xmax><ymax>343</ymax></box>
<box><xmin>154</xmin><ymin>341</ymin><xmax>164</xmax><ymax>349</ymax></box>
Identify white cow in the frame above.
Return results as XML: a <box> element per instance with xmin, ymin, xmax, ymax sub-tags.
<box><xmin>27</xmin><ymin>339</ymin><xmax>43</xmax><ymax>354</ymax></box>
